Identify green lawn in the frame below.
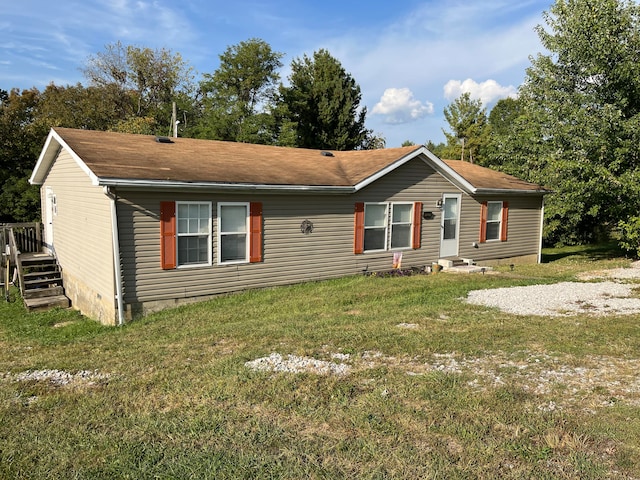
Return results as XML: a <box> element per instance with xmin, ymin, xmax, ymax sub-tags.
<box><xmin>1</xmin><ymin>246</ymin><xmax>639</xmax><ymax>479</ymax></box>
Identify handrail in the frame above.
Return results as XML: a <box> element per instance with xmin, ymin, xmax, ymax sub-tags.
<box><xmin>1</xmin><ymin>223</ymin><xmax>43</xmax><ymax>301</ymax></box>
<box><xmin>1</xmin><ymin>228</ymin><xmax>8</xmax><ymax>301</ymax></box>
<box><xmin>8</xmin><ymin>228</ymin><xmax>26</xmax><ymax>298</ymax></box>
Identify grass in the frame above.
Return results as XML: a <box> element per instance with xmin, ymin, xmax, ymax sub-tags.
<box><xmin>1</xmin><ymin>245</ymin><xmax>639</xmax><ymax>478</ymax></box>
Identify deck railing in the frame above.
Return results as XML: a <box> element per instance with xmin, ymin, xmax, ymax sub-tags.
<box><xmin>1</xmin><ymin>223</ymin><xmax>43</xmax><ymax>301</ymax></box>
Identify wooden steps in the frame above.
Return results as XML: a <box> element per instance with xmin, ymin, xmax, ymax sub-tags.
<box><xmin>19</xmin><ymin>253</ymin><xmax>70</xmax><ymax>312</ymax></box>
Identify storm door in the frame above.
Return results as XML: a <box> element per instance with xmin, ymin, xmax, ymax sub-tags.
<box><xmin>439</xmin><ymin>193</ymin><xmax>461</xmax><ymax>258</ymax></box>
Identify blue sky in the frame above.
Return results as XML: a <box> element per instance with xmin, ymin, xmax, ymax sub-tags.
<box><xmin>2</xmin><ymin>0</ymin><xmax>552</xmax><ymax>147</ymax></box>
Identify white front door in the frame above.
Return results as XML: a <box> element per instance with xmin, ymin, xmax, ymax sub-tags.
<box><xmin>44</xmin><ymin>186</ymin><xmax>55</xmax><ymax>253</ymax></box>
<box><xmin>440</xmin><ymin>193</ymin><xmax>461</xmax><ymax>258</ymax></box>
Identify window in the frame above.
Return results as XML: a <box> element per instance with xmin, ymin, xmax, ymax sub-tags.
<box><xmin>354</xmin><ymin>202</ymin><xmax>422</xmax><ymax>254</ymax></box>
<box><xmin>160</xmin><ymin>201</ymin><xmax>263</xmax><ymax>270</ymax></box>
<box><xmin>390</xmin><ymin>203</ymin><xmax>413</xmax><ymax>249</ymax></box>
<box><xmin>177</xmin><ymin>202</ymin><xmax>211</xmax><ymax>266</ymax></box>
<box><xmin>364</xmin><ymin>203</ymin><xmax>388</xmax><ymax>251</ymax></box>
<box><xmin>218</xmin><ymin>203</ymin><xmax>249</xmax><ymax>263</ymax></box>
<box><xmin>485</xmin><ymin>202</ymin><xmax>502</xmax><ymax>241</ymax></box>
<box><xmin>480</xmin><ymin>201</ymin><xmax>508</xmax><ymax>242</ymax></box>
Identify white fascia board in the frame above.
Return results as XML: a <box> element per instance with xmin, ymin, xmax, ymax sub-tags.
<box><xmin>29</xmin><ymin>129</ymin><xmax>64</xmax><ymax>185</ymax></box>
<box><xmin>419</xmin><ymin>149</ymin><xmax>478</xmax><ymax>194</ymax></box>
<box><xmin>353</xmin><ymin>146</ymin><xmax>428</xmax><ymax>191</ymax></box>
<box><xmin>97</xmin><ymin>177</ymin><xmax>355</xmax><ymax>194</ymax></box>
<box><xmin>352</xmin><ymin>146</ymin><xmax>480</xmax><ymax>194</ymax></box>
<box><xmin>474</xmin><ymin>188</ymin><xmax>550</xmax><ymax>195</ymax></box>
<box><xmin>29</xmin><ymin>128</ymin><xmax>100</xmax><ymax>185</ymax></box>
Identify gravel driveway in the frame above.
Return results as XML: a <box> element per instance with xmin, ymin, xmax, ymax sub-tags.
<box><xmin>466</xmin><ymin>262</ymin><xmax>640</xmax><ymax>317</ymax></box>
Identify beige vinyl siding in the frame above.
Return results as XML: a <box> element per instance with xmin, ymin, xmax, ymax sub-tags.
<box><xmin>117</xmin><ymin>158</ymin><xmax>447</xmax><ymax>308</ymax></box>
<box><xmin>115</xmin><ymin>157</ymin><xmax>544</xmax><ymax>315</ymax></box>
<box><xmin>42</xmin><ymin>150</ymin><xmax>116</xmax><ymax>323</ymax></box>
<box><xmin>457</xmin><ymin>195</ymin><xmax>543</xmax><ymax>262</ymax></box>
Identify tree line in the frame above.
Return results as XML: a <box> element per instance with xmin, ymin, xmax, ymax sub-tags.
<box><xmin>422</xmin><ymin>0</ymin><xmax>640</xmax><ymax>254</ymax></box>
<box><xmin>3</xmin><ymin>0</ymin><xmax>640</xmax><ymax>255</ymax></box>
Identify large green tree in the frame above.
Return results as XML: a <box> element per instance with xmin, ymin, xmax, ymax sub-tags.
<box><xmin>441</xmin><ymin>92</ymin><xmax>490</xmax><ymax>164</ymax></box>
<box><xmin>82</xmin><ymin>41</ymin><xmax>195</xmax><ymax>135</ymax></box>
<box><xmin>495</xmin><ymin>0</ymin><xmax>640</xmax><ymax>246</ymax></box>
<box><xmin>0</xmin><ymin>88</ymin><xmax>44</xmax><ymax>222</ymax></box>
<box><xmin>279</xmin><ymin>49</ymin><xmax>369</xmax><ymax>150</ymax></box>
<box><xmin>197</xmin><ymin>38</ymin><xmax>284</xmax><ymax>143</ymax></box>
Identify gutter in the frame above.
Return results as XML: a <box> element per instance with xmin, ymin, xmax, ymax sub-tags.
<box><xmin>96</xmin><ymin>178</ymin><xmax>355</xmax><ymax>194</ymax></box>
<box><xmin>473</xmin><ymin>188</ymin><xmax>552</xmax><ymax>196</ymax></box>
<box><xmin>104</xmin><ymin>186</ymin><xmax>125</xmax><ymax>326</ymax></box>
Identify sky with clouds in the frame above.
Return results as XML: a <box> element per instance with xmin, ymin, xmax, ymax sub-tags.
<box><xmin>1</xmin><ymin>0</ymin><xmax>552</xmax><ymax>147</ymax></box>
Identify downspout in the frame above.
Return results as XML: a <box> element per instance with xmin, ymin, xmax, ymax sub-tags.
<box><xmin>538</xmin><ymin>196</ymin><xmax>545</xmax><ymax>264</ymax></box>
<box><xmin>104</xmin><ymin>187</ymin><xmax>125</xmax><ymax>326</ymax></box>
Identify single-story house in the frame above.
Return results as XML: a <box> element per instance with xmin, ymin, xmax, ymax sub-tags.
<box><xmin>30</xmin><ymin>127</ymin><xmax>549</xmax><ymax>325</ymax></box>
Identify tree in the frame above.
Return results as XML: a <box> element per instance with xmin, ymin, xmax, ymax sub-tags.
<box><xmin>0</xmin><ymin>88</ymin><xmax>44</xmax><ymax>221</ymax></box>
<box><xmin>279</xmin><ymin>49</ymin><xmax>369</xmax><ymax>150</ymax></box>
<box><xmin>82</xmin><ymin>42</ymin><xmax>195</xmax><ymax>135</ymax></box>
<box><xmin>442</xmin><ymin>92</ymin><xmax>489</xmax><ymax>163</ymax></box>
<box><xmin>504</xmin><ymin>0</ymin><xmax>640</xmax><ymax>246</ymax></box>
<box><xmin>196</xmin><ymin>38</ymin><xmax>283</xmax><ymax>143</ymax></box>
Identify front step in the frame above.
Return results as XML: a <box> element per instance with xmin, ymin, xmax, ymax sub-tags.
<box><xmin>18</xmin><ymin>252</ymin><xmax>70</xmax><ymax>312</ymax></box>
<box><xmin>23</xmin><ymin>286</ymin><xmax>65</xmax><ymax>299</ymax></box>
<box><xmin>24</xmin><ymin>295</ymin><xmax>70</xmax><ymax>312</ymax></box>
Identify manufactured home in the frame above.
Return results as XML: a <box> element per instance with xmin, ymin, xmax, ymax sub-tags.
<box><xmin>30</xmin><ymin>128</ymin><xmax>549</xmax><ymax>325</ymax></box>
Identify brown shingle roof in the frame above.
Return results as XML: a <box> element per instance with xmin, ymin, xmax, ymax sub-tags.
<box><xmin>52</xmin><ymin>127</ymin><xmax>420</xmax><ymax>187</ymax></box>
<box><xmin>33</xmin><ymin>128</ymin><xmax>547</xmax><ymax>194</ymax></box>
<box><xmin>442</xmin><ymin>159</ymin><xmax>547</xmax><ymax>192</ymax></box>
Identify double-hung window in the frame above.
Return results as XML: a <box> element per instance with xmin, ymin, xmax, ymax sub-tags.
<box><xmin>390</xmin><ymin>203</ymin><xmax>413</xmax><ymax>249</ymax></box>
<box><xmin>177</xmin><ymin>202</ymin><xmax>212</xmax><ymax>266</ymax></box>
<box><xmin>480</xmin><ymin>201</ymin><xmax>508</xmax><ymax>242</ymax></box>
<box><xmin>364</xmin><ymin>203</ymin><xmax>388</xmax><ymax>251</ymax></box>
<box><xmin>218</xmin><ymin>203</ymin><xmax>249</xmax><ymax>264</ymax></box>
<box><xmin>485</xmin><ymin>202</ymin><xmax>502</xmax><ymax>241</ymax></box>
<box><xmin>161</xmin><ymin>201</ymin><xmax>262</xmax><ymax>270</ymax></box>
<box><xmin>354</xmin><ymin>202</ymin><xmax>422</xmax><ymax>254</ymax></box>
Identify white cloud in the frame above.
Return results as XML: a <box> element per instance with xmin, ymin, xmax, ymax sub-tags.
<box><xmin>443</xmin><ymin>79</ymin><xmax>518</xmax><ymax>106</ymax></box>
<box><xmin>372</xmin><ymin>87</ymin><xmax>434</xmax><ymax>124</ymax></box>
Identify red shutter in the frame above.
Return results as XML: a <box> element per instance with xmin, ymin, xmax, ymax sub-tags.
<box><xmin>160</xmin><ymin>201</ymin><xmax>176</xmax><ymax>269</ymax></box>
<box><xmin>479</xmin><ymin>201</ymin><xmax>488</xmax><ymax>243</ymax></box>
<box><xmin>412</xmin><ymin>201</ymin><xmax>422</xmax><ymax>249</ymax></box>
<box><xmin>249</xmin><ymin>202</ymin><xmax>263</xmax><ymax>263</ymax></box>
<box><xmin>500</xmin><ymin>202</ymin><xmax>509</xmax><ymax>242</ymax></box>
<box><xmin>354</xmin><ymin>202</ymin><xmax>365</xmax><ymax>254</ymax></box>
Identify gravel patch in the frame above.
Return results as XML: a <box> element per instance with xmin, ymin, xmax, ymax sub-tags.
<box><xmin>3</xmin><ymin>369</ymin><xmax>110</xmax><ymax>386</ymax></box>
<box><xmin>245</xmin><ymin>353</ymin><xmax>351</xmax><ymax>376</ymax></box>
<box><xmin>244</xmin><ymin>349</ymin><xmax>640</xmax><ymax>411</ymax></box>
<box><xmin>466</xmin><ymin>281</ymin><xmax>640</xmax><ymax>316</ymax></box>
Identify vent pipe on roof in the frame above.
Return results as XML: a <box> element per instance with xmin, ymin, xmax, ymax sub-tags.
<box><xmin>321</xmin><ymin>151</ymin><xmax>334</xmax><ymax>157</ymax></box>
<box><xmin>156</xmin><ymin>136</ymin><xmax>174</xmax><ymax>144</ymax></box>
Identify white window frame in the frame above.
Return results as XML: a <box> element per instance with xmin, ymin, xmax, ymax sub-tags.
<box><xmin>217</xmin><ymin>202</ymin><xmax>250</xmax><ymax>265</ymax></box>
<box><xmin>390</xmin><ymin>202</ymin><xmax>414</xmax><ymax>251</ymax></box>
<box><xmin>176</xmin><ymin>201</ymin><xmax>212</xmax><ymax>268</ymax></box>
<box><xmin>485</xmin><ymin>201</ymin><xmax>503</xmax><ymax>242</ymax></box>
<box><xmin>363</xmin><ymin>202</ymin><xmax>416</xmax><ymax>253</ymax></box>
<box><xmin>364</xmin><ymin>203</ymin><xmax>389</xmax><ymax>252</ymax></box>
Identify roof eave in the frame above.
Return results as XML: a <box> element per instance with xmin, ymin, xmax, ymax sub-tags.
<box><xmin>474</xmin><ymin>188</ymin><xmax>552</xmax><ymax>195</ymax></box>
<box><xmin>97</xmin><ymin>177</ymin><xmax>356</xmax><ymax>194</ymax></box>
